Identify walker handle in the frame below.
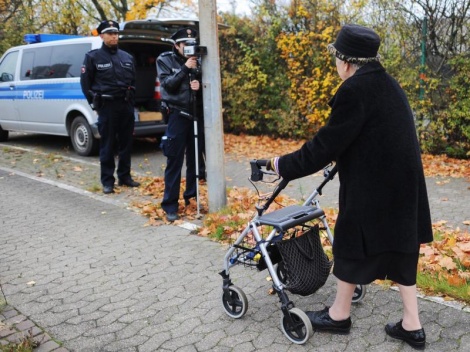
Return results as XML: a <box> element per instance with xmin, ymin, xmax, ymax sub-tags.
<box><xmin>250</xmin><ymin>159</ymin><xmax>289</xmax><ymax>214</ymax></box>
<box><xmin>250</xmin><ymin>159</ymin><xmax>269</xmax><ymax>181</ymax></box>
<box><xmin>317</xmin><ymin>164</ymin><xmax>338</xmax><ymax>195</ymax></box>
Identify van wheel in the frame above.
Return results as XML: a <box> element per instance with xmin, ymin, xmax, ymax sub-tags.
<box><xmin>0</xmin><ymin>126</ymin><xmax>8</xmax><ymax>142</ymax></box>
<box><xmin>70</xmin><ymin>116</ymin><xmax>98</xmax><ymax>156</ymax></box>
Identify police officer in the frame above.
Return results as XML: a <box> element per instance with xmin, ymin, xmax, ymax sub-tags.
<box><xmin>80</xmin><ymin>20</ymin><xmax>140</xmax><ymax>194</ymax></box>
<box><xmin>157</xmin><ymin>27</ymin><xmax>205</xmax><ymax>222</ymax></box>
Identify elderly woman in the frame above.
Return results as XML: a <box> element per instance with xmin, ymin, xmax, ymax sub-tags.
<box><xmin>268</xmin><ymin>24</ymin><xmax>432</xmax><ymax>350</ymax></box>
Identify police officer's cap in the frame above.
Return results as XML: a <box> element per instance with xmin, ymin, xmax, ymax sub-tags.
<box><xmin>171</xmin><ymin>28</ymin><xmax>198</xmax><ymax>43</ymax></box>
<box><xmin>97</xmin><ymin>20</ymin><xmax>120</xmax><ymax>34</ymax></box>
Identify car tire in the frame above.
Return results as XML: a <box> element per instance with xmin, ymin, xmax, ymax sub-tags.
<box><xmin>70</xmin><ymin>115</ymin><xmax>99</xmax><ymax>156</ymax></box>
<box><xmin>0</xmin><ymin>125</ymin><xmax>8</xmax><ymax>142</ymax></box>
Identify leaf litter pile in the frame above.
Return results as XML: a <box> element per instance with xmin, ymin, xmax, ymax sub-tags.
<box><xmin>132</xmin><ymin>134</ymin><xmax>470</xmax><ymax>301</ymax></box>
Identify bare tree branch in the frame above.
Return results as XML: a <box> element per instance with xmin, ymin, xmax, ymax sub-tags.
<box><xmin>0</xmin><ymin>0</ymin><xmax>22</xmax><ymax>23</ymax></box>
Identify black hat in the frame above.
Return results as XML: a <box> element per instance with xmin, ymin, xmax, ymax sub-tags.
<box><xmin>328</xmin><ymin>24</ymin><xmax>381</xmax><ymax>63</ymax></box>
<box><xmin>171</xmin><ymin>27</ymin><xmax>198</xmax><ymax>43</ymax></box>
<box><xmin>97</xmin><ymin>20</ymin><xmax>120</xmax><ymax>35</ymax></box>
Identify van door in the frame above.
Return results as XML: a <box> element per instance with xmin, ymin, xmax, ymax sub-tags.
<box><xmin>0</xmin><ymin>50</ymin><xmax>20</xmax><ymax>129</ymax></box>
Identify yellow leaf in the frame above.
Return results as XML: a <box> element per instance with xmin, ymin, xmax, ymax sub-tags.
<box><xmin>198</xmin><ymin>228</ymin><xmax>211</xmax><ymax>237</ymax></box>
<box><xmin>458</xmin><ymin>272</ymin><xmax>470</xmax><ymax>280</ymax></box>
<box><xmin>438</xmin><ymin>256</ymin><xmax>457</xmax><ymax>271</ymax></box>
<box><xmin>420</xmin><ymin>245</ymin><xmax>435</xmax><ymax>257</ymax></box>
<box><xmin>446</xmin><ymin>237</ymin><xmax>457</xmax><ymax>248</ymax></box>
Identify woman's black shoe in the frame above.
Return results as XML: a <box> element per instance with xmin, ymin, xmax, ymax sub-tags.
<box><xmin>385</xmin><ymin>320</ymin><xmax>426</xmax><ymax>350</ymax></box>
<box><xmin>306</xmin><ymin>307</ymin><xmax>351</xmax><ymax>334</ymax></box>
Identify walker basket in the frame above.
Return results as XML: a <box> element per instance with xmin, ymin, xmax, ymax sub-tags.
<box><xmin>276</xmin><ymin>225</ymin><xmax>332</xmax><ymax>296</ymax></box>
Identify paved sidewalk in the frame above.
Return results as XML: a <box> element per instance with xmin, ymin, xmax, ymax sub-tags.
<box><xmin>0</xmin><ymin>147</ymin><xmax>469</xmax><ymax>351</ymax></box>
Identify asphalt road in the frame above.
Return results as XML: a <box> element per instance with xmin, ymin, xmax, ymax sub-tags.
<box><xmin>2</xmin><ymin>131</ymin><xmax>469</xmax><ymax>228</ymax></box>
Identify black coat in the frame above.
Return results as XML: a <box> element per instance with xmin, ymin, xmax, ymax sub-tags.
<box><xmin>156</xmin><ymin>51</ymin><xmax>203</xmax><ymax>113</ymax></box>
<box><xmin>277</xmin><ymin>62</ymin><xmax>433</xmax><ymax>260</ymax></box>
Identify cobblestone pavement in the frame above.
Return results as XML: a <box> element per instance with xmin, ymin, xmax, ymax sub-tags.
<box><xmin>0</xmin><ymin>144</ymin><xmax>469</xmax><ymax>351</ymax></box>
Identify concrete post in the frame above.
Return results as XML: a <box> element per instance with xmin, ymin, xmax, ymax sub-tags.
<box><xmin>198</xmin><ymin>0</ymin><xmax>227</xmax><ymax>212</ymax></box>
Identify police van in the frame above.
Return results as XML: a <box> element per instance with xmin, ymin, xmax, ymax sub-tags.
<box><xmin>0</xmin><ymin>19</ymin><xmax>198</xmax><ymax>156</ymax></box>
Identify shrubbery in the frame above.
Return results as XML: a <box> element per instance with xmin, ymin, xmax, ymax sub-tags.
<box><xmin>218</xmin><ymin>2</ymin><xmax>469</xmax><ymax>159</ymax></box>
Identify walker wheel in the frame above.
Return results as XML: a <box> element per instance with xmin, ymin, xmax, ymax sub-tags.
<box><xmin>222</xmin><ymin>285</ymin><xmax>248</xmax><ymax>319</ymax></box>
<box><xmin>352</xmin><ymin>284</ymin><xmax>367</xmax><ymax>303</ymax></box>
<box><xmin>280</xmin><ymin>307</ymin><xmax>313</xmax><ymax>344</ymax></box>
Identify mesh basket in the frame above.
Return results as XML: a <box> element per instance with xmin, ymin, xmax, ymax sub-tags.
<box><xmin>230</xmin><ymin>232</ymin><xmax>282</xmax><ymax>270</ymax></box>
<box><xmin>276</xmin><ymin>225</ymin><xmax>332</xmax><ymax>296</ymax></box>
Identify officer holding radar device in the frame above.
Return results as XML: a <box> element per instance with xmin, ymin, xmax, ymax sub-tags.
<box><xmin>157</xmin><ymin>27</ymin><xmax>206</xmax><ymax>222</ymax></box>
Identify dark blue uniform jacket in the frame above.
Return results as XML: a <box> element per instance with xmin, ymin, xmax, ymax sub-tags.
<box><xmin>80</xmin><ymin>44</ymin><xmax>135</xmax><ymax>104</ymax></box>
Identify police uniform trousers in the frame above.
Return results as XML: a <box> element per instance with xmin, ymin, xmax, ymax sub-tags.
<box><xmin>160</xmin><ymin>110</ymin><xmax>198</xmax><ymax>214</ymax></box>
<box><xmin>97</xmin><ymin>99</ymin><xmax>135</xmax><ymax>187</ymax></box>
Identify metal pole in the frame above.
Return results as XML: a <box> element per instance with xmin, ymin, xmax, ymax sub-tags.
<box><xmin>190</xmin><ymin>84</ymin><xmax>201</xmax><ymax>217</ymax></box>
<box><xmin>198</xmin><ymin>0</ymin><xmax>227</xmax><ymax>212</ymax></box>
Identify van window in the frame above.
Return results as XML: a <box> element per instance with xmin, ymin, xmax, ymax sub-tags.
<box><xmin>20</xmin><ymin>43</ymin><xmax>91</xmax><ymax>80</ymax></box>
<box><xmin>0</xmin><ymin>51</ymin><xmax>19</xmax><ymax>82</ymax></box>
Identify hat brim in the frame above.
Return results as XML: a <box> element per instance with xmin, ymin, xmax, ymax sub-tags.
<box><xmin>175</xmin><ymin>38</ymin><xmax>196</xmax><ymax>43</ymax></box>
<box><xmin>327</xmin><ymin>43</ymin><xmax>380</xmax><ymax>64</ymax></box>
<box><xmin>101</xmin><ymin>28</ymin><xmax>119</xmax><ymax>34</ymax></box>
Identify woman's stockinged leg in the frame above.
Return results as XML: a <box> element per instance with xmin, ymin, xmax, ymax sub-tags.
<box><xmin>398</xmin><ymin>284</ymin><xmax>422</xmax><ymax>330</ymax></box>
<box><xmin>329</xmin><ymin>279</ymin><xmax>356</xmax><ymax>321</ymax></box>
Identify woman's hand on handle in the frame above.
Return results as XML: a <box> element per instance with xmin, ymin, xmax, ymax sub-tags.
<box><xmin>266</xmin><ymin>157</ymin><xmax>279</xmax><ymax>174</ymax></box>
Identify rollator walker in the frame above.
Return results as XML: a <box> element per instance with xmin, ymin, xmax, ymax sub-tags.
<box><xmin>220</xmin><ymin>160</ymin><xmax>366</xmax><ymax>344</ymax></box>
